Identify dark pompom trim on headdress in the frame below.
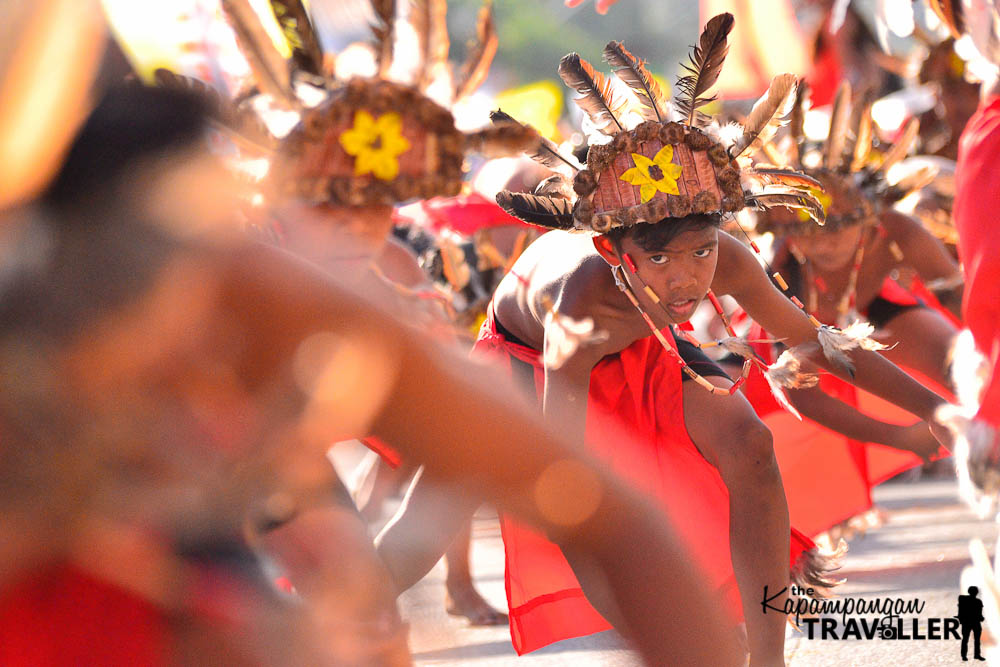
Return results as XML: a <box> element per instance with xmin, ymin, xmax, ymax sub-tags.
<box><xmin>659</xmin><ymin>122</ymin><xmax>685</xmax><ymax>144</ymax></box>
<box><xmin>716</xmin><ymin>166</ymin><xmax>740</xmax><ymax>187</ymax></box>
<box><xmin>691</xmin><ymin>190</ymin><xmax>720</xmax><ymax>214</ymax></box>
<box><xmin>592</xmin><ymin>214</ymin><xmax>615</xmax><ymax>233</ymax></box>
<box><xmin>685</xmin><ymin>129</ymin><xmax>714</xmax><ymax>151</ymax></box>
<box><xmin>669</xmin><ymin>194</ymin><xmax>692</xmax><ymax>218</ymax></box>
<box><xmin>573</xmin><ymin>169</ymin><xmax>598</xmax><ymax>197</ymax></box>
<box><xmin>586</xmin><ymin>144</ymin><xmax>615</xmax><ymax>175</ymax></box>
<box><xmin>633</xmin><ymin>121</ymin><xmax>661</xmax><ymax>142</ymax></box>
<box><xmin>708</xmin><ymin>144</ymin><xmax>730</xmax><ymax>167</ymax></box>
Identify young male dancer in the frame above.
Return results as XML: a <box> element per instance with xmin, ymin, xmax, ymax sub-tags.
<box><xmin>480</xmin><ymin>17</ymin><xmax>953</xmax><ymax>664</ymax></box>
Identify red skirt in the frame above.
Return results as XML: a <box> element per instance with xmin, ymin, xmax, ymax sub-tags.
<box><xmin>473</xmin><ymin>306</ymin><xmax>817</xmax><ymax>654</ymax></box>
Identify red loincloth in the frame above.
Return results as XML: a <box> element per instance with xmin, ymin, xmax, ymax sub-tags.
<box><xmin>956</xmin><ymin>96</ymin><xmax>1000</xmax><ymax>428</ymax></box>
<box><xmin>742</xmin><ymin>278</ymin><xmax>951</xmax><ymax>537</ymax></box>
<box><xmin>473</xmin><ymin>306</ymin><xmax>817</xmax><ymax>654</ymax></box>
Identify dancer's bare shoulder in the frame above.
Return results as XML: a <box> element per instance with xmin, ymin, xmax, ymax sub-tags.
<box><xmin>493</xmin><ymin>231</ymin><xmax>637</xmax><ymax>354</ymax></box>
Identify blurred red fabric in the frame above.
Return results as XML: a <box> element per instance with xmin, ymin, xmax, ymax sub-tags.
<box><xmin>393</xmin><ymin>193</ymin><xmax>527</xmax><ymax>236</ymax></box>
<box><xmin>955</xmin><ymin>96</ymin><xmax>1000</xmax><ymax>427</ymax></box>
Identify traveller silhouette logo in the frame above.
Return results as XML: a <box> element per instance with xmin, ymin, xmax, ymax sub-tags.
<box><xmin>760</xmin><ymin>583</ymin><xmax>968</xmax><ymax>644</ymax></box>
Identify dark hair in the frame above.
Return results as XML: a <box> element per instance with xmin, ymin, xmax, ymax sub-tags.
<box><xmin>42</xmin><ymin>84</ymin><xmax>213</xmax><ymax>210</ymax></box>
<box><xmin>1</xmin><ymin>85</ymin><xmax>211</xmax><ymax>341</ymax></box>
<box><xmin>602</xmin><ymin>213</ymin><xmax>721</xmax><ymax>252</ymax></box>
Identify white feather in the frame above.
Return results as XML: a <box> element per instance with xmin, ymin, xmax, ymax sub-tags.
<box><xmin>543</xmin><ymin>310</ymin><xmax>609</xmax><ymax>370</ymax></box>
<box><xmin>830</xmin><ymin>0</ymin><xmax>851</xmax><ymax>33</ymax></box>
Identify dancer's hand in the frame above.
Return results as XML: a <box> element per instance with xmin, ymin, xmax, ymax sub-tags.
<box><xmin>564</xmin><ymin>0</ymin><xmax>621</xmax><ymax>15</ymax></box>
<box><xmin>889</xmin><ymin>422</ymin><xmax>946</xmax><ymax>463</ymax></box>
<box><xmin>929</xmin><ymin>417</ymin><xmax>955</xmax><ymax>453</ymax></box>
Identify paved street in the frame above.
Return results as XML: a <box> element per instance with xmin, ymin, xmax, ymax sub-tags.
<box><xmin>397</xmin><ymin>477</ymin><xmax>999</xmax><ymax>666</ymax></box>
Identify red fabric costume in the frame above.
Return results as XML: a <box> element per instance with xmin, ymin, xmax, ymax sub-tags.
<box><xmin>955</xmin><ymin>96</ymin><xmax>1000</xmax><ymax>428</ymax></box>
<box><xmin>393</xmin><ymin>193</ymin><xmax>527</xmax><ymax>236</ymax></box>
<box><xmin>0</xmin><ymin>563</ymin><xmax>166</xmax><ymax>666</ymax></box>
<box><xmin>473</xmin><ymin>306</ymin><xmax>817</xmax><ymax>655</ymax></box>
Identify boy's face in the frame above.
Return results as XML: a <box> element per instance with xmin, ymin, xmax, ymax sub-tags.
<box><xmin>619</xmin><ymin>225</ymin><xmax>719</xmax><ymax>323</ymax></box>
<box><xmin>789</xmin><ymin>223</ymin><xmax>864</xmax><ymax>272</ymax></box>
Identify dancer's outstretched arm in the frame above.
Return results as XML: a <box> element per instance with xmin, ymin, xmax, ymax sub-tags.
<box><xmin>231</xmin><ymin>241</ymin><xmax>746</xmax><ymax>667</ymax></box>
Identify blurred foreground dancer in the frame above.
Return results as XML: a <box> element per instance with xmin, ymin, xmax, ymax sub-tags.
<box><xmin>180</xmin><ymin>0</ymin><xmax>533</xmax><ymax>627</ymax></box>
<box><xmin>928</xmin><ymin>1</ymin><xmax>1000</xmax><ymax>487</ymax></box>
<box><xmin>0</xmin><ymin>70</ymin><xmax>744</xmax><ymax>667</ymax></box>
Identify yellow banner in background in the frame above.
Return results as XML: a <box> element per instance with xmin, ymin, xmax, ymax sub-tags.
<box><xmin>494</xmin><ymin>80</ymin><xmax>564</xmax><ymax>141</ymax></box>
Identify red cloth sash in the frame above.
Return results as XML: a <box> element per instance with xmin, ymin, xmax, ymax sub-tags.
<box><xmin>0</xmin><ymin>563</ymin><xmax>166</xmax><ymax>665</ymax></box>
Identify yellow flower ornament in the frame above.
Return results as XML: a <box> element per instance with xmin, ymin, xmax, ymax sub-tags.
<box><xmin>797</xmin><ymin>186</ymin><xmax>832</xmax><ymax>222</ymax></box>
<box><xmin>339</xmin><ymin>110</ymin><xmax>411</xmax><ymax>181</ymax></box>
<box><xmin>619</xmin><ymin>144</ymin><xmax>684</xmax><ymax>203</ymax></box>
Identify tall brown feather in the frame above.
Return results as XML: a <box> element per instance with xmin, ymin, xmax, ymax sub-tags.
<box><xmin>875</xmin><ymin>117</ymin><xmax>919</xmax><ymax>174</ymax></box>
<box><xmin>789</xmin><ymin>79</ymin><xmax>810</xmax><ymax>164</ymax></box>
<box><xmin>221</xmin><ymin>0</ymin><xmax>297</xmax><ymax>108</ymax></box>
<box><xmin>454</xmin><ymin>1</ymin><xmax>498</xmax><ymax>100</ymax></box>
<box><xmin>269</xmin><ymin>0</ymin><xmax>324</xmax><ymax>76</ymax></box>
<box><xmin>412</xmin><ymin>0</ymin><xmax>449</xmax><ymax>90</ymax></box>
<box><xmin>490</xmin><ymin>110</ymin><xmax>581</xmax><ymax>172</ymax></box>
<box><xmin>884</xmin><ymin>164</ymin><xmax>937</xmax><ymax>202</ymax></box>
<box><xmin>559</xmin><ymin>53</ymin><xmax>625</xmax><ymax>134</ymax></box>
<box><xmin>464</xmin><ymin>123</ymin><xmax>541</xmax><ymax>157</ymax></box>
<box><xmin>370</xmin><ymin>0</ymin><xmax>396</xmax><ymax>77</ymax></box>
<box><xmin>730</xmin><ymin>73</ymin><xmax>797</xmax><ymax>158</ymax></box>
<box><xmin>824</xmin><ymin>81</ymin><xmax>852</xmax><ymax>170</ymax></box>
<box><xmin>603</xmin><ymin>41</ymin><xmax>670</xmax><ymax>123</ymax></box>
<box><xmin>676</xmin><ymin>12</ymin><xmax>734</xmax><ymax>127</ymax></box>
<box><xmin>849</xmin><ymin>103</ymin><xmax>874</xmax><ymax>172</ymax></box>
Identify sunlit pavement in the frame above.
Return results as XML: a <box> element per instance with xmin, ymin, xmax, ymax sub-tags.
<box><xmin>400</xmin><ymin>477</ymin><xmax>998</xmax><ymax>666</ymax></box>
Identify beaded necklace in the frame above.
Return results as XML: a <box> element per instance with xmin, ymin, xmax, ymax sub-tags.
<box><xmin>792</xmin><ymin>224</ymin><xmax>906</xmax><ymax>328</ymax></box>
<box><xmin>613</xmin><ymin>255</ymin><xmax>764</xmax><ymax>396</ymax></box>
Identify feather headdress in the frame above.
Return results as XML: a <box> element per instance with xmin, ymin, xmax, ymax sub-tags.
<box><xmin>752</xmin><ymin>79</ymin><xmax>928</xmax><ymax>237</ymax></box>
<box><xmin>153</xmin><ymin>0</ymin><xmax>531</xmax><ymax>208</ymax></box>
<box><xmin>675</xmin><ymin>13</ymin><xmax>734</xmax><ymax>127</ymax></box>
<box><xmin>495</xmin><ymin>14</ymin><xmax>825</xmax><ymax>234</ymax></box>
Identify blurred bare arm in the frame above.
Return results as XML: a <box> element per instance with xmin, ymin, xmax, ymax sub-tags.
<box><xmin>228</xmin><ymin>241</ymin><xmax>744</xmax><ymax>667</ymax></box>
